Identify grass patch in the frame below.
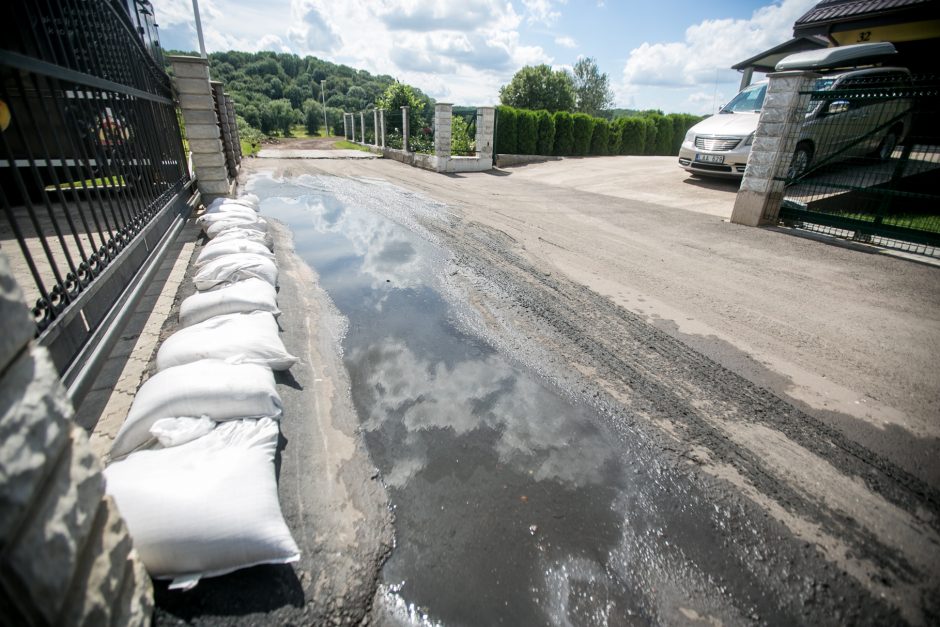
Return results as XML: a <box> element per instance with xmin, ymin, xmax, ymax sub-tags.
<box><xmin>333</xmin><ymin>140</ymin><xmax>373</xmax><ymax>152</ymax></box>
<box><xmin>241</xmin><ymin>139</ymin><xmax>261</xmax><ymax>157</ymax></box>
<box><xmin>289</xmin><ymin>125</ymin><xmax>313</xmax><ymax>138</ymax></box>
<box><xmin>45</xmin><ymin>176</ymin><xmax>125</xmax><ymax>192</ymax></box>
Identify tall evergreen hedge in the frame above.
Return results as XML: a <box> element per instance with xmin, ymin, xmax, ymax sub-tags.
<box><xmin>535</xmin><ymin>110</ymin><xmax>555</xmax><ymax>155</ymax></box>
<box><xmin>491</xmin><ymin>105</ymin><xmax>700</xmax><ymax>158</ymax></box>
<box><xmin>571</xmin><ymin>113</ymin><xmax>595</xmax><ymax>156</ymax></box>
<box><xmin>495</xmin><ymin>105</ymin><xmax>517</xmax><ymax>154</ymax></box>
<box><xmin>552</xmin><ymin>111</ymin><xmax>574</xmax><ymax>156</ymax></box>
<box><xmin>590</xmin><ymin>118</ymin><xmax>611</xmax><ymax>155</ymax></box>
<box><xmin>516</xmin><ymin>110</ymin><xmax>538</xmax><ymax>155</ymax></box>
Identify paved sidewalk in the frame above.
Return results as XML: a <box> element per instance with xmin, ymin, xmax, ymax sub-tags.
<box><xmin>83</xmin><ymin>224</ymin><xmax>199</xmax><ymax>458</ymax></box>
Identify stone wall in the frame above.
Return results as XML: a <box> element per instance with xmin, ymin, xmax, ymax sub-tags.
<box><xmin>0</xmin><ymin>251</ymin><xmax>152</xmax><ymax>625</ymax></box>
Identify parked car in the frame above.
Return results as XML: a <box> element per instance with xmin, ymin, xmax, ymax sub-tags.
<box><xmin>678</xmin><ymin>43</ymin><xmax>911</xmax><ymax>180</ymax></box>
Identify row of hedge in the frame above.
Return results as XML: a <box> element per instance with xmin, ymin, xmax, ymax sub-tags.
<box><xmin>494</xmin><ymin>106</ymin><xmax>702</xmax><ymax>157</ymax></box>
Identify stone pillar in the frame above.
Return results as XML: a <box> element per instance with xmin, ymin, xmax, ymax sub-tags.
<box><xmin>211</xmin><ymin>81</ymin><xmax>237</xmax><ymax>180</ymax></box>
<box><xmin>0</xmin><ymin>251</ymin><xmax>153</xmax><ymax>625</ymax></box>
<box><xmin>169</xmin><ymin>55</ymin><xmax>230</xmax><ymax>202</ymax></box>
<box><xmin>401</xmin><ymin>106</ymin><xmax>410</xmax><ymax>153</ymax></box>
<box><xmin>372</xmin><ymin>109</ymin><xmax>379</xmax><ymax>147</ymax></box>
<box><xmin>359</xmin><ymin>112</ymin><xmax>365</xmax><ymax>144</ymax></box>
<box><xmin>731</xmin><ymin>71</ymin><xmax>819</xmax><ymax>227</ymax></box>
<box><xmin>343</xmin><ymin>114</ymin><xmax>349</xmax><ymax>140</ymax></box>
<box><xmin>434</xmin><ymin>103</ymin><xmax>453</xmax><ymax>161</ymax></box>
<box><xmin>476</xmin><ymin>106</ymin><xmax>495</xmax><ymax>159</ymax></box>
<box><xmin>379</xmin><ymin>109</ymin><xmax>386</xmax><ymax>148</ymax></box>
<box><xmin>224</xmin><ymin>93</ymin><xmax>241</xmax><ymax>163</ymax></box>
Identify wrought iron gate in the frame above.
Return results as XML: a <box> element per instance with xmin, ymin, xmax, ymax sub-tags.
<box><xmin>0</xmin><ymin>0</ymin><xmax>194</xmax><ymax>399</ymax></box>
<box><xmin>778</xmin><ymin>73</ymin><xmax>940</xmax><ymax>256</ymax></box>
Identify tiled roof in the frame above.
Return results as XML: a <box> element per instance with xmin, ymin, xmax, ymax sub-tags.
<box><xmin>795</xmin><ymin>0</ymin><xmax>936</xmax><ymax>26</ymax></box>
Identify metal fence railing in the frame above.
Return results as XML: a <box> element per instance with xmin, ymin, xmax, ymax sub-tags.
<box><xmin>452</xmin><ymin>110</ymin><xmax>478</xmax><ymax>156</ymax></box>
<box><xmin>0</xmin><ymin>0</ymin><xmax>193</xmax><ymax>391</ymax></box>
<box><xmin>777</xmin><ymin>73</ymin><xmax>940</xmax><ymax>256</ymax></box>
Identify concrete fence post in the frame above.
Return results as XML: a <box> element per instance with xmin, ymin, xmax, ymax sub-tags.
<box><xmin>359</xmin><ymin>112</ymin><xmax>365</xmax><ymax>144</ymax></box>
<box><xmin>343</xmin><ymin>113</ymin><xmax>349</xmax><ymax>140</ymax></box>
<box><xmin>401</xmin><ymin>106</ymin><xmax>410</xmax><ymax>153</ymax></box>
<box><xmin>169</xmin><ymin>55</ymin><xmax>232</xmax><ymax>202</ymax></box>
<box><xmin>0</xmin><ymin>251</ymin><xmax>153</xmax><ymax>625</ymax></box>
<box><xmin>476</xmin><ymin>106</ymin><xmax>495</xmax><ymax>160</ymax></box>
<box><xmin>372</xmin><ymin>109</ymin><xmax>379</xmax><ymax>147</ymax></box>
<box><xmin>350</xmin><ymin>113</ymin><xmax>356</xmax><ymax>143</ymax></box>
<box><xmin>731</xmin><ymin>70</ymin><xmax>819</xmax><ymax>227</ymax></box>
<box><xmin>434</xmin><ymin>103</ymin><xmax>453</xmax><ymax>162</ymax></box>
<box><xmin>379</xmin><ymin>109</ymin><xmax>386</xmax><ymax>148</ymax></box>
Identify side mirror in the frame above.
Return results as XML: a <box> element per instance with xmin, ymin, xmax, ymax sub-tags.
<box><xmin>828</xmin><ymin>100</ymin><xmax>850</xmax><ymax>115</ymax></box>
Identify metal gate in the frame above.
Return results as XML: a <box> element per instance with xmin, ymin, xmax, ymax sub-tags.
<box><xmin>778</xmin><ymin>73</ymin><xmax>940</xmax><ymax>257</ymax></box>
<box><xmin>0</xmin><ymin>0</ymin><xmax>194</xmax><ymax>401</ymax></box>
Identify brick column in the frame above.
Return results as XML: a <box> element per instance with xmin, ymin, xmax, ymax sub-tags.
<box><xmin>476</xmin><ymin>106</ymin><xmax>495</xmax><ymax>159</ymax></box>
<box><xmin>224</xmin><ymin>93</ymin><xmax>241</xmax><ymax>163</ymax></box>
<box><xmin>211</xmin><ymin>81</ymin><xmax>237</xmax><ymax>180</ymax></box>
<box><xmin>731</xmin><ymin>71</ymin><xmax>819</xmax><ymax>227</ymax></box>
<box><xmin>434</xmin><ymin>103</ymin><xmax>453</xmax><ymax>160</ymax></box>
<box><xmin>402</xmin><ymin>106</ymin><xmax>410</xmax><ymax>153</ymax></box>
<box><xmin>169</xmin><ymin>55</ymin><xmax>230</xmax><ymax>201</ymax></box>
<box><xmin>0</xmin><ymin>251</ymin><xmax>152</xmax><ymax>625</ymax></box>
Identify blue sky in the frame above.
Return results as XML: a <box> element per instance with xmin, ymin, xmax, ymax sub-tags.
<box><xmin>155</xmin><ymin>0</ymin><xmax>818</xmax><ymax>114</ymax></box>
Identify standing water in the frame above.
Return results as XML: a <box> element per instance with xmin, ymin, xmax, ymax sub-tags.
<box><xmin>251</xmin><ymin>173</ymin><xmax>764</xmax><ymax>626</ymax></box>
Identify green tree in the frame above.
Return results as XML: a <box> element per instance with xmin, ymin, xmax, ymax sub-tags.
<box><xmin>377</xmin><ymin>82</ymin><xmax>426</xmax><ymax>134</ymax></box>
<box><xmin>499</xmin><ymin>65</ymin><xmax>575</xmax><ymax>112</ymax></box>
<box><xmin>535</xmin><ymin>110</ymin><xmax>555</xmax><ymax>155</ymax></box>
<box><xmin>572</xmin><ymin>57</ymin><xmax>614</xmax><ymax>116</ymax></box>
<box><xmin>303</xmin><ymin>99</ymin><xmax>324</xmax><ymax>135</ymax></box>
<box><xmin>552</xmin><ymin>111</ymin><xmax>574</xmax><ymax>155</ymax></box>
<box><xmin>262</xmin><ymin>99</ymin><xmax>296</xmax><ymax>136</ymax></box>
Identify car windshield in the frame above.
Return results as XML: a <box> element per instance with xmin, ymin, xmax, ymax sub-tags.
<box><xmin>721</xmin><ymin>83</ymin><xmax>766</xmax><ymax>113</ymax></box>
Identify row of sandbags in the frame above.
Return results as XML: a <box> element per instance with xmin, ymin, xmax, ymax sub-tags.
<box><xmin>104</xmin><ymin>194</ymin><xmax>301</xmax><ymax>591</ymax></box>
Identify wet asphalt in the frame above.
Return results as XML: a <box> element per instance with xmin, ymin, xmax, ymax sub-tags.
<box><xmin>251</xmin><ymin>172</ymin><xmax>924</xmax><ymax>626</ymax></box>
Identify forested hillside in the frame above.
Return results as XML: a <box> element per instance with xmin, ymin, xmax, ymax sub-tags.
<box><xmin>170</xmin><ymin>50</ymin><xmax>435</xmax><ymax>141</ymax></box>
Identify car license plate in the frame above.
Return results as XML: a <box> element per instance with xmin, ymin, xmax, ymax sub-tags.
<box><xmin>695</xmin><ymin>154</ymin><xmax>724</xmax><ymax>164</ymax></box>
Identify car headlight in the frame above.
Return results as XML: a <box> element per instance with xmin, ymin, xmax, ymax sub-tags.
<box><xmin>743</xmin><ymin>132</ymin><xmax>755</xmax><ymax>146</ymax></box>
<box><xmin>684</xmin><ymin>129</ymin><xmax>696</xmax><ymax>144</ymax></box>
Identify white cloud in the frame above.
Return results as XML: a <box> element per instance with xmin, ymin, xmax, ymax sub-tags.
<box><xmin>521</xmin><ymin>0</ymin><xmax>564</xmax><ymax>25</ymax></box>
<box><xmin>555</xmin><ymin>35</ymin><xmax>577</xmax><ymax>49</ymax></box>
<box><xmin>618</xmin><ymin>0</ymin><xmax>816</xmax><ymax>113</ymax></box>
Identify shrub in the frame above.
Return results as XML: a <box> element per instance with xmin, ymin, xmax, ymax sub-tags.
<box><xmin>452</xmin><ymin>114</ymin><xmax>475</xmax><ymax>156</ymax></box>
<box><xmin>495</xmin><ymin>105</ymin><xmax>518</xmax><ymax>154</ymax></box>
<box><xmin>589</xmin><ymin>118</ymin><xmax>610</xmax><ymax>155</ymax></box>
<box><xmin>516</xmin><ymin>109</ymin><xmax>538</xmax><ymax>155</ymax></box>
<box><xmin>571</xmin><ymin>113</ymin><xmax>595</xmax><ymax>156</ymax></box>
<box><xmin>552</xmin><ymin>111</ymin><xmax>574</xmax><ymax>155</ymax></box>
<box><xmin>616</xmin><ymin>117</ymin><xmax>647</xmax><ymax>155</ymax></box>
<box><xmin>643</xmin><ymin>115</ymin><xmax>660</xmax><ymax>155</ymax></box>
<box><xmin>668</xmin><ymin>113</ymin><xmax>702</xmax><ymax>153</ymax></box>
<box><xmin>644</xmin><ymin>113</ymin><xmax>674</xmax><ymax>155</ymax></box>
<box><xmin>535</xmin><ymin>110</ymin><xmax>555</xmax><ymax>155</ymax></box>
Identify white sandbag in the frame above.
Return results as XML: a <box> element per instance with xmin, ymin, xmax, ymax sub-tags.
<box><xmin>207</xmin><ymin>196</ymin><xmax>258</xmax><ymax>213</ymax></box>
<box><xmin>180</xmin><ymin>277</ymin><xmax>279</xmax><ymax>327</ymax></box>
<box><xmin>238</xmin><ymin>193</ymin><xmax>260</xmax><ymax>206</ymax></box>
<box><xmin>150</xmin><ymin>416</ymin><xmax>216</xmax><ymax>448</ymax></box>
<box><xmin>203</xmin><ymin>204</ymin><xmax>259</xmax><ymax>219</ymax></box>
<box><xmin>195</xmin><ymin>239</ymin><xmax>275</xmax><ymax>267</ymax></box>
<box><xmin>156</xmin><ymin>311</ymin><xmax>297</xmax><ymax>371</ymax></box>
<box><xmin>104</xmin><ymin>418</ymin><xmax>299</xmax><ymax>589</ymax></box>
<box><xmin>197</xmin><ymin>211</ymin><xmax>263</xmax><ymax>228</ymax></box>
<box><xmin>109</xmin><ymin>359</ymin><xmax>282</xmax><ymax>458</ymax></box>
<box><xmin>209</xmin><ymin>227</ymin><xmax>274</xmax><ymax>250</ymax></box>
<box><xmin>192</xmin><ymin>252</ymin><xmax>278</xmax><ymax>291</ymax></box>
<box><xmin>206</xmin><ymin>217</ymin><xmax>268</xmax><ymax>239</ymax></box>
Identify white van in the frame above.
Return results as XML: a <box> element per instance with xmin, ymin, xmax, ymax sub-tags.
<box><xmin>677</xmin><ymin>43</ymin><xmax>911</xmax><ymax>179</ymax></box>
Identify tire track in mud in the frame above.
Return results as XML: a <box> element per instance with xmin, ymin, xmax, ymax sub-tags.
<box><xmin>423</xmin><ymin>214</ymin><xmax>940</xmax><ymax>625</ymax></box>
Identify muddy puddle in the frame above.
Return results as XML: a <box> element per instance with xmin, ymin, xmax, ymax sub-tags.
<box><xmin>248</xmin><ymin>173</ymin><xmax>805</xmax><ymax>626</ymax></box>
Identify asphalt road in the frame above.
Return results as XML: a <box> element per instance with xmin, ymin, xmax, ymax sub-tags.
<box><xmin>158</xmin><ymin>144</ymin><xmax>939</xmax><ymax>625</ymax></box>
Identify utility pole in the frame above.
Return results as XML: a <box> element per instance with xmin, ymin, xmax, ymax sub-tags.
<box><xmin>320</xmin><ymin>80</ymin><xmax>328</xmax><ymax>137</ymax></box>
<box><xmin>191</xmin><ymin>0</ymin><xmax>207</xmax><ymax>58</ymax></box>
